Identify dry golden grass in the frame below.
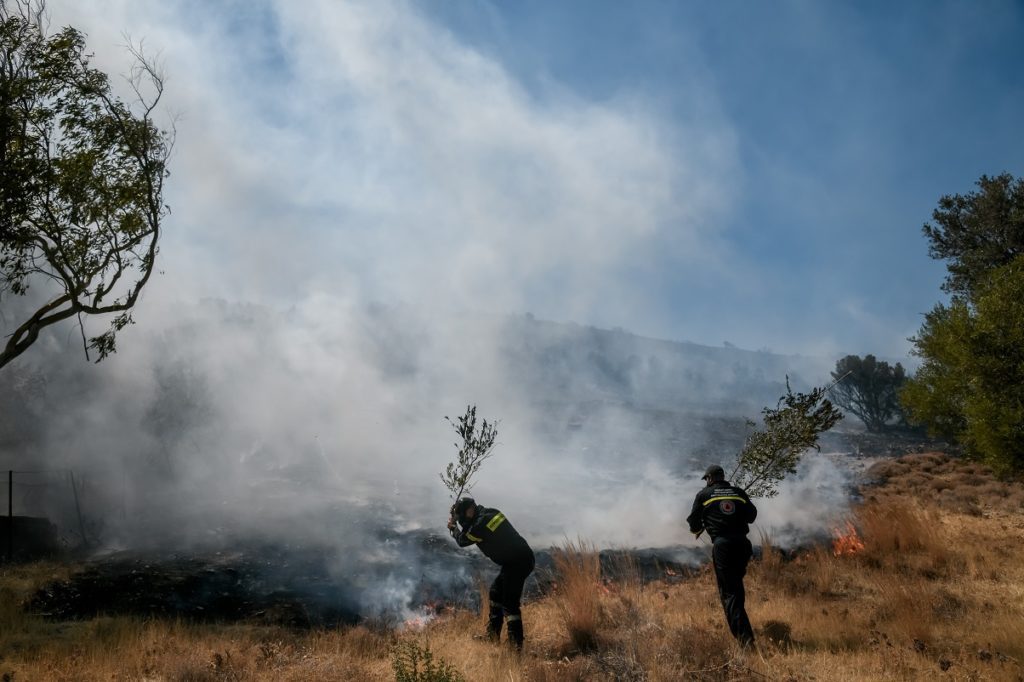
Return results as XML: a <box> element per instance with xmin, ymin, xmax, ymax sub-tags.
<box><xmin>2</xmin><ymin>451</ymin><xmax>1023</xmax><ymax>681</ymax></box>
<box><xmin>549</xmin><ymin>538</ymin><xmax>604</xmax><ymax>654</ymax></box>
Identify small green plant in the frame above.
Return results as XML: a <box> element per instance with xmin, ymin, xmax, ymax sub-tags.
<box><xmin>439</xmin><ymin>405</ymin><xmax>499</xmax><ymax>502</ymax></box>
<box><xmin>730</xmin><ymin>378</ymin><xmax>843</xmax><ymax>497</ymax></box>
<box><xmin>391</xmin><ymin>640</ymin><xmax>465</xmax><ymax>682</ymax></box>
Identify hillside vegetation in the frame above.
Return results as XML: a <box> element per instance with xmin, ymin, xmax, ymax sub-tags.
<box><xmin>2</xmin><ymin>452</ymin><xmax>1023</xmax><ymax>681</ymax></box>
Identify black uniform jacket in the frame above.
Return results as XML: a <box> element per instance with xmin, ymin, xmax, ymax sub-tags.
<box><xmin>451</xmin><ymin>506</ymin><xmax>534</xmax><ymax>566</ymax></box>
<box><xmin>687</xmin><ymin>481</ymin><xmax>757</xmax><ymax>540</ymax></box>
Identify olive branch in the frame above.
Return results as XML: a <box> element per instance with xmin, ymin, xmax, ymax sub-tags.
<box><xmin>728</xmin><ymin>377</ymin><xmax>844</xmax><ymax>498</ymax></box>
<box><xmin>440</xmin><ymin>404</ymin><xmax>499</xmax><ymax>503</ymax></box>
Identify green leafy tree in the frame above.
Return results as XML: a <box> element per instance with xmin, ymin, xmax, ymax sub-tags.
<box><xmin>1</xmin><ymin>0</ymin><xmax>172</xmax><ymax>369</ymax></box>
<box><xmin>730</xmin><ymin>379</ymin><xmax>843</xmax><ymax>498</ymax></box>
<box><xmin>902</xmin><ymin>256</ymin><xmax>1024</xmax><ymax>475</ymax></box>
<box><xmin>829</xmin><ymin>354</ymin><xmax>906</xmax><ymax>432</ymax></box>
<box><xmin>923</xmin><ymin>172</ymin><xmax>1024</xmax><ymax>298</ymax></box>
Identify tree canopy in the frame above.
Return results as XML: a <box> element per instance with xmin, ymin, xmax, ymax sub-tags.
<box><xmin>829</xmin><ymin>354</ymin><xmax>906</xmax><ymax>433</ymax></box>
<box><xmin>903</xmin><ymin>172</ymin><xmax>1024</xmax><ymax>475</ymax></box>
<box><xmin>902</xmin><ymin>256</ymin><xmax>1024</xmax><ymax>475</ymax></box>
<box><xmin>923</xmin><ymin>172</ymin><xmax>1024</xmax><ymax>298</ymax></box>
<box><xmin>0</xmin><ymin>1</ymin><xmax>171</xmax><ymax>369</ymax></box>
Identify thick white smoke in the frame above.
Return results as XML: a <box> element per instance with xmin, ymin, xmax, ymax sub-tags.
<box><xmin>3</xmin><ymin>0</ymin><xmax>852</xmax><ymax>616</ymax></box>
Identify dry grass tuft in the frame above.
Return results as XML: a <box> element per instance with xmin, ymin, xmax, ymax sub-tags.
<box><xmin>753</xmin><ymin>528</ymin><xmax>785</xmax><ymax>585</ymax></box>
<box><xmin>550</xmin><ymin>538</ymin><xmax>604</xmax><ymax>654</ymax></box>
<box><xmin>857</xmin><ymin>497</ymin><xmax>946</xmax><ymax>557</ymax></box>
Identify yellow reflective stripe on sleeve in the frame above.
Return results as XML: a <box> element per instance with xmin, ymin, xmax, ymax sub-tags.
<box><xmin>466</xmin><ymin>533</ymin><xmax>482</xmax><ymax>542</ymax></box>
<box><xmin>486</xmin><ymin>512</ymin><xmax>506</xmax><ymax>531</ymax></box>
<box><xmin>703</xmin><ymin>496</ymin><xmax>746</xmax><ymax>506</ymax></box>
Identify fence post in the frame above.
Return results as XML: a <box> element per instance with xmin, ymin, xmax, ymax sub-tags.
<box><xmin>69</xmin><ymin>471</ymin><xmax>88</xmax><ymax>548</ymax></box>
<box><xmin>6</xmin><ymin>470</ymin><xmax>11</xmax><ymax>563</ymax></box>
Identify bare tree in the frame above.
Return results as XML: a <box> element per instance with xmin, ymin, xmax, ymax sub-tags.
<box><xmin>1</xmin><ymin>0</ymin><xmax>172</xmax><ymax>369</ymax></box>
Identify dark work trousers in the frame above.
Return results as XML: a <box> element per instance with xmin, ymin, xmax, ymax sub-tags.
<box><xmin>712</xmin><ymin>535</ymin><xmax>755</xmax><ymax>646</ymax></box>
<box><xmin>487</xmin><ymin>554</ymin><xmax>535</xmax><ymax>648</ymax></box>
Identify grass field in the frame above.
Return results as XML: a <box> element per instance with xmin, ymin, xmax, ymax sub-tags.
<box><xmin>2</xmin><ymin>451</ymin><xmax>1023</xmax><ymax>681</ymax></box>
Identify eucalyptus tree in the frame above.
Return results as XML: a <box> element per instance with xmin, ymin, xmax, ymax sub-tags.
<box><xmin>1</xmin><ymin>0</ymin><xmax>172</xmax><ymax>369</ymax></box>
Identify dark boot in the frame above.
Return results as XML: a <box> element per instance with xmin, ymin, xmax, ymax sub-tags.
<box><xmin>506</xmin><ymin>615</ymin><xmax>524</xmax><ymax>651</ymax></box>
<box><xmin>485</xmin><ymin>603</ymin><xmax>504</xmax><ymax>641</ymax></box>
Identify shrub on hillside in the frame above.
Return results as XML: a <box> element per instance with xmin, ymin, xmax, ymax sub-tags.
<box><xmin>391</xmin><ymin>640</ymin><xmax>465</xmax><ymax>682</ymax></box>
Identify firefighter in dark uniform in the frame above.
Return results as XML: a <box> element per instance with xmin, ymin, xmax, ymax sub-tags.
<box><xmin>687</xmin><ymin>464</ymin><xmax>757</xmax><ymax>648</ymax></box>
<box><xmin>448</xmin><ymin>497</ymin><xmax>535</xmax><ymax>650</ymax></box>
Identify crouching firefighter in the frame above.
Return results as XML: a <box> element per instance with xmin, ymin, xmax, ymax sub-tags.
<box><xmin>448</xmin><ymin>497</ymin><xmax>535</xmax><ymax>650</ymax></box>
<box><xmin>687</xmin><ymin>464</ymin><xmax>758</xmax><ymax>648</ymax></box>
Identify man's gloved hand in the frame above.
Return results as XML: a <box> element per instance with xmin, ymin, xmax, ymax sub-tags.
<box><xmin>447</xmin><ymin>515</ymin><xmax>457</xmax><ymax>531</ymax></box>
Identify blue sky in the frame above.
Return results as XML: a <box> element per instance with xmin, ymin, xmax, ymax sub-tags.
<box><xmin>421</xmin><ymin>0</ymin><xmax>1024</xmax><ymax>355</ymax></box>
<box><xmin>49</xmin><ymin>0</ymin><xmax>1024</xmax><ymax>360</ymax></box>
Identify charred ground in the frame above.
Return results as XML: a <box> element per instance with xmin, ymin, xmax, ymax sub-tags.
<box><xmin>23</xmin><ymin>538</ymin><xmax>702</xmax><ymax>628</ymax></box>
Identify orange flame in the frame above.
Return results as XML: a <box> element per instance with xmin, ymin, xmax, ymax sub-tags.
<box><xmin>402</xmin><ymin>613</ymin><xmax>434</xmax><ymax>631</ymax></box>
<box><xmin>400</xmin><ymin>600</ymin><xmax>453</xmax><ymax>630</ymax></box>
<box><xmin>832</xmin><ymin>521</ymin><xmax>865</xmax><ymax>556</ymax></box>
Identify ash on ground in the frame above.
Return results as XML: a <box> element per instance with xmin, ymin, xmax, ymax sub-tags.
<box><xmin>26</xmin><ymin>532</ymin><xmax>702</xmax><ymax>627</ymax></box>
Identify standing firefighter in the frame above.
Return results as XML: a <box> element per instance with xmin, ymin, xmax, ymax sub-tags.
<box><xmin>687</xmin><ymin>464</ymin><xmax>758</xmax><ymax>648</ymax></box>
<box><xmin>448</xmin><ymin>497</ymin><xmax>535</xmax><ymax>650</ymax></box>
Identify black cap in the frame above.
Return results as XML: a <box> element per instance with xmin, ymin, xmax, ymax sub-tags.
<box><xmin>702</xmin><ymin>465</ymin><xmax>725</xmax><ymax>481</ymax></box>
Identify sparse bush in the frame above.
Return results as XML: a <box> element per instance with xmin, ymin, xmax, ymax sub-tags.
<box><xmin>904</xmin><ymin>452</ymin><xmax>949</xmax><ymax>469</ymax></box>
<box><xmin>977</xmin><ymin>481</ymin><xmax>1006</xmax><ymax>498</ymax></box>
<box><xmin>761</xmin><ymin>620</ymin><xmax>793</xmax><ymax>650</ymax></box>
<box><xmin>937</xmin><ymin>489</ymin><xmax>982</xmax><ymax>516</ymax></box>
<box><xmin>931</xmin><ymin>590</ymin><xmax>966</xmax><ymax>622</ymax></box>
<box><xmin>900</xmin><ymin>473</ymin><xmax>931</xmax><ymax>492</ymax></box>
<box><xmin>391</xmin><ymin>640</ymin><xmax>465</xmax><ymax>682</ymax></box>
<box><xmin>865</xmin><ymin>459</ymin><xmax>908</xmax><ymax>483</ymax></box>
<box><xmin>961</xmin><ymin>462</ymin><xmax>991</xmax><ymax>476</ymax></box>
<box><xmin>953</xmin><ymin>472</ymin><xmax>987</xmax><ymax>487</ymax></box>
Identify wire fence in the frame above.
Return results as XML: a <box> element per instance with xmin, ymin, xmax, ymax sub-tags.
<box><xmin>2</xmin><ymin>468</ymin><xmax>91</xmax><ymax>562</ymax></box>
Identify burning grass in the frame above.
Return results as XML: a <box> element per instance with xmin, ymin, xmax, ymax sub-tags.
<box><xmin>2</xmin><ymin>451</ymin><xmax>1024</xmax><ymax>680</ymax></box>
